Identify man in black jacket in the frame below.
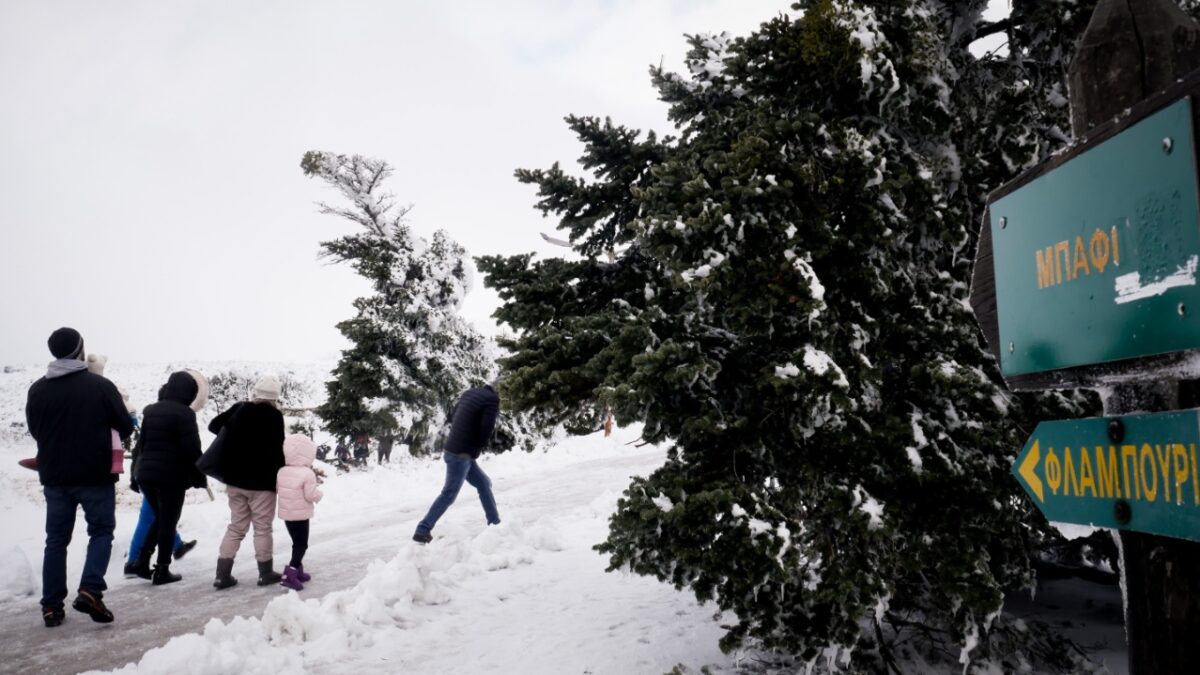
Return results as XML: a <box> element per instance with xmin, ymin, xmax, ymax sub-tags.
<box><xmin>25</xmin><ymin>327</ymin><xmax>133</xmax><ymax>627</ymax></box>
<box><xmin>413</xmin><ymin>383</ymin><xmax>501</xmax><ymax>543</ymax></box>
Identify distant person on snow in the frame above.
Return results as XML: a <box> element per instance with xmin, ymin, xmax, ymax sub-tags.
<box><xmin>206</xmin><ymin>375</ymin><xmax>287</xmax><ymax>589</ymax></box>
<box><xmin>277</xmin><ymin>434</ymin><xmax>324</xmax><ymax>590</ymax></box>
<box><xmin>377</xmin><ymin>434</ymin><xmax>394</xmax><ymax>464</ymax></box>
<box><xmin>352</xmin><ymin>434</ymin><xmax>370</xmax><ymax>466</ymax></box>
<box><xmin>412</xmin><ymin>381</ymin><xmax>502</xmax><ymax>543</ymax></box>
<box><xmin>25</xmin><ymin>327</ymin><xmax>133</xmax><ymax>627</ymax></box>
<box><xmin>133</xmin><ymin>371</ymin><xmax>209</xmax><ymax>585</ymax></box>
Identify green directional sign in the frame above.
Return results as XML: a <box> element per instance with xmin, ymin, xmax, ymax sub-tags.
<box><xmin>1013</xmin><ymin>409</ymin><xmax>1200</xmax><ymax>542</ymax></box>
<box><xmin>990</xmin><ymin>96</ymin><xmax>1200</xmax><ymax>377</ymax></box>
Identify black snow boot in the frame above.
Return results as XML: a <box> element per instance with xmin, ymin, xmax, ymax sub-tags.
<box><xmin>213</xmin><ymin>558</ymin><xmax>238</xmax><ymax>590</ymax></box>
<box><xmin>257</xmin><ymin>559</ymin><xmax>283</xmax><ymax>586</ymax></box>
<box><xmin>151</xmin><ymin>562</ymin><xmax>182</xmax><ymax>585</ymax></box>
<box><xmin>126</xmin><ymin>547</ymin><xmax>154</xmax><ymax>580</ymax></box>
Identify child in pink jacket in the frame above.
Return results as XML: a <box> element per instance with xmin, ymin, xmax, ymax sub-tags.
<box><xmin>278</xmin><ymin>434</ymin><xmax>323</xmax><ymax>590</ymax></box>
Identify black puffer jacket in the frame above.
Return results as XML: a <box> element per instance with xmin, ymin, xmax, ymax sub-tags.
<box><xmin>444</xmin><ymin>385</ymin><xmax>500</xmax><ymax>459</ymax></box>
<box><xmin>207</xmin><ymin>401</ymin><xmax>285</xmax><ymax>491</ymax></box>
<box><xmin>136</xmin><ymin>372</ymin><xmax>206</xmax><ymax>489</ymax></box>
<box><xmin>26</xmin><ymin>368</ymin><xmax>133</xmax><ymax>487</ymax></box>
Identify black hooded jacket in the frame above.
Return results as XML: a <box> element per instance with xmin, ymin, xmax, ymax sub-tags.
<box><xmin>135</xmin><ymin>371</ymin><xmax>206</xmax><ymax>489</ymax></box>
<box><xmin>207</xmin><ymin>401</ymin><xmax>285</xmax><ymax>491</ymax></box>
<box><xmin>444</xmin><ymin>385</ymin><xmax>500</xmax><ymax>459</ymax></box>
<box><xmin>26</xmin><ymin>367</ymin><xmax>133</xmax><ymax>487</ymax></box>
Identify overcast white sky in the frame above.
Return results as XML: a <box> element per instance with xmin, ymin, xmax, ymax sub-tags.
<box><xmin>1</xmin><ymin>1</ymin><xmax>1009</xmax><ymax>367</ymax></box>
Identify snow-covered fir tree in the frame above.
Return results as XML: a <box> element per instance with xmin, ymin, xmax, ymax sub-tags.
<box><xmin>302</xmin><ymin>150</ymin><xmax>494</xmax><ymax>455</ymax></box>
<box><xmin>476</xmin><ymin>0</ymin><xmax>1198</xmax><ymax>669</ymax></box>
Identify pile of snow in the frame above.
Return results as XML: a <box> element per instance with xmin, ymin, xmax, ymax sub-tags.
<box><xmin>0</xmin><ymin>545</ymin><xmax>35</xmax><ymax>602</ymax></box>
<box><xmin>97</xmin><ymin>521</ymin><xmax>565</xmax><ymax>674</ymax></box>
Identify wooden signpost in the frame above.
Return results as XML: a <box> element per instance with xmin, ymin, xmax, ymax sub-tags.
<box><xmin>969</xmin><ymin>1</ymin><xmax>1200</xmax><ymax>673</ymax></box>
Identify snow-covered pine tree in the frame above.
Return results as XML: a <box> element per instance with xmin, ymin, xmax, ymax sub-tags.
<box><xmin>478</xmin><ymin>0</ymin><xmax>1171</xmax><ymax>669</ymax></box>
<box><xmin>302</xmin><ymin>150</ymin><xmax>494</xmax><ymax>454</ymax></box>
<box><xmin>480</xmin><ymin>116</ymin><xmax>669</xmax><ymax>434</ymax></box>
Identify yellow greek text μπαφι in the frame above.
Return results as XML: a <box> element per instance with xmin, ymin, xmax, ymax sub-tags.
<box><xmin>1034</xmin><ymin>228</ymin><xmax>1120</xmax><ymax>289</ymax></box>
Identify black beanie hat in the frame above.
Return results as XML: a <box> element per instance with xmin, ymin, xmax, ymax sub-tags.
<box><xmin>47</xmin><ymin>327</ymin><xmax>84</xmax><ymax>360</ymax></box>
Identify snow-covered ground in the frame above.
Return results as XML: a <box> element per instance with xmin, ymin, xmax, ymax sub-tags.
<box><xmin>0</xmin><ymin>362</ymin><xmax>1131</xmax><ymax>674</ymax></box>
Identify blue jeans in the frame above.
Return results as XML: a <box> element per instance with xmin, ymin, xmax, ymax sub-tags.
<box><xmin>416</xmin><ymin>452</ymin><xmax>500</xmax><ymax>534</ymax></box>
<box><xmin>128</xmin><ymin>495</ymin><xmax>183</xmax><ymax>562</ymax></box>
<box><xmin>42</xmin><ymin>485</ymin><xmax>115</xmax><ymax>609</ymax></box>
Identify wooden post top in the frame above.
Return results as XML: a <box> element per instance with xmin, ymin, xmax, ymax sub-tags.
<box><xmin>1070</xmin><ymin>0</ymin><xmax>1200</xmax><ymax>136</ymax></box>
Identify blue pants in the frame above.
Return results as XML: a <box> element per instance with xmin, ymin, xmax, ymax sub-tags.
<box><xmin>416</xmin><ymin>451</ymin><xmax>500</xmax><ymax>534</ymax></box>
<box><xmin>128</xmin><ymin>495</ymin><xmax>183</xmax><ymax>563</ymax></box>
<box><xmin>42</xmin><ymin>485</ymin><xmax>115</xmax><ymax>609</ymax></box>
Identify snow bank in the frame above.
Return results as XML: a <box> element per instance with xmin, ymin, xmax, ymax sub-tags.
<box><xmin>0</xmin><ymin>545</ymin><xmax>35</xmax><ymax>602</ymax></box>
<box><xmin>94</xmin><ymin>520</ymin><xmax>565</xmax><ymax>675</ymax></box>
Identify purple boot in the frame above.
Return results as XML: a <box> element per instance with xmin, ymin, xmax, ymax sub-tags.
<box><xmin>280</xmin><ymin>566</ymin><xmax>304</xmax><ymax>591</ymax></box>
<box><xmin>295</xmin><ymin>564</ymin><xmax>311</xmax><ymax>583</ymax></box>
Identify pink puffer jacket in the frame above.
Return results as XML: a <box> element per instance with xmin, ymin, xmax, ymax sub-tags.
<box><xmin>277</xmin><ymin>434</ymin><xmax>323</xmax><ymax>521</ymax></box>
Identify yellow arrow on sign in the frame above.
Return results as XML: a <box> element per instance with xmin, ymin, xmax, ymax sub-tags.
<box><xmin>1019</xmin><ymin>440</ymin><xmax>1044</xmax><ymax>503</ymax></box>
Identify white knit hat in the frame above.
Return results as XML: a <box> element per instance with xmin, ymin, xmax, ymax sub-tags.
<box><xmin>253</xmin><ymin>375</ymin><xmax>282</xmax><ymax>401</ymax></box>
<box><xmin>86</xmin><ymin>353</ymin><xmax>108</xmax><ymax>376</ymax></box>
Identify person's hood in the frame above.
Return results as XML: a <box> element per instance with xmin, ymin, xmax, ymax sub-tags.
<box><xmin>46</xmin><ymin>359</ymin><xmax>87</xmax><ymax>379</ymax></box>
<box><xmin>283</xmin><ymin>434</ymin><xmax>317</xmax><ymax>468</ymax></box>
<box><xmin>160</xmin><ymin>371</ymin><xmax>199</xmax><ymax>406</ymax></box>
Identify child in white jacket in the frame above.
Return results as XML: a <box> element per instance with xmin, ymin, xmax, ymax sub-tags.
<box><xmin>278</xmin><ymin>434</ymin><xmax>323</xmax><ymax>590</ymax></box>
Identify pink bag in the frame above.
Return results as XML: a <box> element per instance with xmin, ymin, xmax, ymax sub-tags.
<box><xmin>110</xmin><ymin>430</ymin><xmax>124</xmax><ymax>474</ymax></box>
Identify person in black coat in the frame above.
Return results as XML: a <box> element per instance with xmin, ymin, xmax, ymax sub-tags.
<box><xmin>135</xmin><ymin>371</ymin><xmax>206</xmax><ymax>585</ymax></box>
<box><xmin>205</xmin><ymin>375</ymin><xmax>286</xmax><ymax>589</ymax></box>
<box><xmin>412</xmin><ymin>383</ymin><xmax>501</xmax><ymax>543</ymax></box>
<box><xmin>26</xmin><ymin>327</ymin><xmax>134</xmax><ymax>626</ymax></box>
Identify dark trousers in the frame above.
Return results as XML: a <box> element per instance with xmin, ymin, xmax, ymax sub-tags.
<box><xmin>284</xmin><ymin>519</ymin><xmax>309</xmax><ymax>568</ymax></box>
<box><xmin>42</xmin><ymin>485</ymin><xmax>115</xmax><ymax>609</ymax></box>
<box><xmin>416</xmin><ymin>451</ymin><xmax>500</xmax><ymax>534</ymax></box>
<box><xmin>140</xmin><ymin>483</ymin><xmax>187</xmax><ymax>567</ymax></box>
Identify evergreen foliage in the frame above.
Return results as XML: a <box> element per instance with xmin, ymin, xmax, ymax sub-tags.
<box><xmin>303</xmin><ymin>151</ymin><xmax>494</xmax><ymax>454</ymax></box>
<box><xmin>475</xmin><ymin>0</ymin><xmax>1189</xmax><ymax>669</ymax></box>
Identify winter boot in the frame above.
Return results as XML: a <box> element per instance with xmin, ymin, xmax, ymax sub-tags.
<box><xmin>151</xmin><ymin>562</ymin><xmax>182</xmax><ymax>585</ymax></box>
<box><xmin>412</xmin><ymin>531</ymin><xmax>432</xmax><ymax>544</ymax></box>
<box><xmin>213</xmin><ymin>558</ymin><xmax>238</xmax><ymax>590</ymax></box>
<box><xmin>294</xmin><ymin>564</ymin><xmax>311</xmax><ymax>582</ymax></box>
<box><xmin>280</xmin><ymin>565</ymin><xmax>304</xmax><ymax>591</ymax></box>
<box><xmin>126</xmin><ymin>547</ymin><xmax>154</xmax><ymax>580</ymax></box>
<box><xmin>256</xmin><ymin>559</ymin><xmax>283</xmax><ymax>586</ymax></box>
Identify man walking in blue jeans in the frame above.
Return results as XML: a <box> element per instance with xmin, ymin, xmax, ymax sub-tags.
<box><xmin>413</xmin><ymin>382</ymin><xmax>501</xmax><ymax>543</ymax></box>
<box><xmin>25</xmin><ymin>327</ymin><xmax>134</xmax><ymax>627</ymax></box>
